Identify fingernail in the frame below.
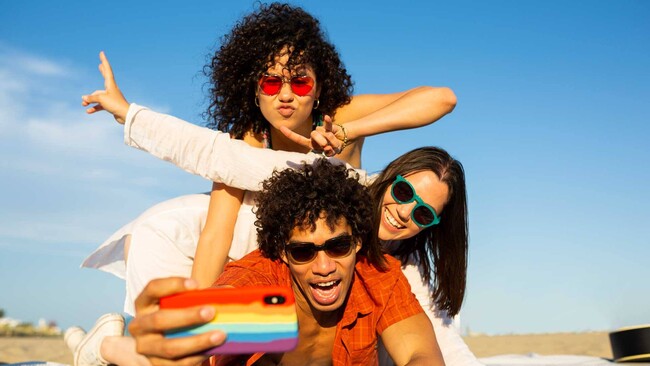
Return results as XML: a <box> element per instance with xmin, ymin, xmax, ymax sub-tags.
<box><xmin>200</xmin><ymin>306</ymin><xmax>215</xmax><ymax>320</ymax></box>
<box><xmin>184</xmin><ymin>278</ymin><xmax>198</xmax><ymax>290</ymax></box>
<box><xmin>210</xmin><ymin>331</ymin><xmax>226</xmax><ymax>344</ymax></box>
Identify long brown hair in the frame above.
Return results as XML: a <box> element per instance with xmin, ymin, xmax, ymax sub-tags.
<box><xmin>368</xmin><ymin>147</ymin><xmax>468</xmax><ymax>316</ymax></box>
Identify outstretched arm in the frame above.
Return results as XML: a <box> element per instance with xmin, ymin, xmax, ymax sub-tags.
<box><xmin>401</xmin><ymin>262</ymin><xmax>482</xmax><ymax>366</ymax></box>
<box><xmin>381</xmin><ymin>313</ymin><xmax>445</xmax><ymax>366</ymax></box>
<box><xmin>281</xmin><ymin>86</ymin><xmax>457</xmax><ymax>167</ymax></box>
<box><xmin>336</xmin><ymin>86</ymin><xmax>457</xmax><ymax>140</ymax></box>
<box><xmin>81</xmin><ymin>52</ymin><xmax>368</xmax><ymax>189</ymax></box>
<box><xmin>128</xmin><ymin>277</ymin><xmax>225</xmax><ymax>365</ymax></box>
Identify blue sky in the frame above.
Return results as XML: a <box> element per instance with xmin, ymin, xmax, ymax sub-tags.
<box><xmin>1</xmin><ymin>1</ymin><xmax>648</xmax><ymax>335</ymax></box>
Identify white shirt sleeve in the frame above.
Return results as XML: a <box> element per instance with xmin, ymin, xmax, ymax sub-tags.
<box><xmin>123</xmin><ymin>104</ymin><xmax>368</xmax><ymax>190</ymax></box>
<box><xmin>400</xmin><ymin>260</ymin><xmax>483</xmax><ymax>366</ymax></box>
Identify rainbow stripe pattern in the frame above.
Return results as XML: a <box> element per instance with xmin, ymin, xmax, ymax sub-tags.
<box><xmin>161</xmin><ymin>286</ymin><xmax>298</xmax><ymax>355</ymax></box>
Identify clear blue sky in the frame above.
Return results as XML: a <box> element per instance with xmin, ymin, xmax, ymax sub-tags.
<box><xmin>1</xmin><ymin>1</ymin><xmax>648</xmax><ymax>335</ymax></box>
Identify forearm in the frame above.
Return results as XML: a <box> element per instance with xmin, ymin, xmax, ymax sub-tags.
<box><xmin>191</xmin><ymin>183</ymin><xmax>244</xmax><ymax>288</ymax></box>
<box><xmin>401</xmin><ymin>262</ymin><xmax>480</xmax><ymax>366</ymax></box>
<box><xmin>344</xmin><ymin>86</ymin><xmax>456</xmax><ymax>140</ymax></box>
<box><xmin>192</xmin><ymin>230</ymin><xmax>232</xmax><ymax>288</ymax></box>
<box><xmin>124</xmin><ymin>104</ymin><xmax>368</xmax><ymax>189</ymax></box>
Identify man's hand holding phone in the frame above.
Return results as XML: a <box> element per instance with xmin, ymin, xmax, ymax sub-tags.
<box><xmin>128</xmin><ymin>277</ymin><xmax>226</xmax><ymax>366</ymax></box>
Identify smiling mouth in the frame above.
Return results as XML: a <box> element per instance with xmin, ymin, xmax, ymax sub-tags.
<box><xmin>384</xmin><ymin>207</ymin><xmax>405</xmax><ymax>230</ymax></box>
<box><xmin>310</xmin><ymin>280</ymin><xmax>341</xmax><ymax>305</ymax></box>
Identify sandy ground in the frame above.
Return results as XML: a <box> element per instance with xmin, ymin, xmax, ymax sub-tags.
<box><xmin>0</xmin><ymin>332</ymin><xmax>613</xmax><ymax>364</ymax></box>
<box><xmin>463</xmin><ymin>331</ymin><xmax>613</xmax><ymax>359</ymax></box>
<box><xmin>0</xmin><ymin>337</ymin><xmax>73</xmax><ymax>364</ymax></box>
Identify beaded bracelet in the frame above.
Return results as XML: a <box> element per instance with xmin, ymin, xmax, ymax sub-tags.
<box><xmin>335</xmin><ymin>123</ymin><xmax>349</xmax><ymax>154</ymax></box>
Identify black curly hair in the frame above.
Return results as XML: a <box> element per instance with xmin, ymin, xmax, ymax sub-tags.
<box><xmin>254</xmin><ymin>159</ymin><xmax>385</xmax><ymax>270</ymax></box>
<box><xmin>204</xmin><ymin>2</ymin><xmax>354</xmax><ymax>139</ymax></box>
<box><xmin>368</xmin><ymin>147</ymin><xmax>468</xmax><ymax>316</ymax></box>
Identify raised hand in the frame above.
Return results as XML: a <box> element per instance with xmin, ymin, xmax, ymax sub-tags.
<box><xmin>81</xmin><ymin>51</ymin><xmax>130</xmax><ymax>124</ymax></box>
<box><xmin>280</xmin><ymin>115</ymin><xmax>348</xmax><ymax>157</ymax></box>
<box><xmin>128</xmin><ymin>277</ymin><xmax>226</xmax><ymax>366</ymax></box>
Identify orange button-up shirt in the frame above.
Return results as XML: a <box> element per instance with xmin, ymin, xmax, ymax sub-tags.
<box><xmin>211</xmin><ymin>250</ymin><xmax>423</xmax><ymax>366</ymax></box>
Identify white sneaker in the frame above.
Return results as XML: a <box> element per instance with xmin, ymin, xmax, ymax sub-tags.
<box><xmin>74</xmin><ymin>313</ymin><xmax>125</xmax><ymax>366</ymax></box>
<box><xmin>64</xmin><ymin>326</ymin><xmax>86</xmax><ymax>353</ymax></box>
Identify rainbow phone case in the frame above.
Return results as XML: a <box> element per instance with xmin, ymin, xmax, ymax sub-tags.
<box><xmin>160</xmin><ymin>286</ymin><xmax>298</xmax><ymax>355</ymax></box>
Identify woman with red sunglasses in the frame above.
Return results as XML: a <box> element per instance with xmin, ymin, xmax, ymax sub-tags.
<box><xmin>73</xmin><ymin>3</ymin><xmax>462</xmax><ymax>366</ymax></box>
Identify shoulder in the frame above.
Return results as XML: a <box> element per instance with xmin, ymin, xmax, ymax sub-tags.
<box><xmin>216</xmin><ymin>250</ymin><xmax>290</xmax><ymax>287</ymax></box>
<box><xmin>354</xmin><ymin>254</ymin><xmax>405</xmax><ymax>291</ymax></box>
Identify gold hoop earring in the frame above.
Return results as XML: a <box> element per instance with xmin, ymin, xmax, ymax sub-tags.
<box><xmin>254</xmin><ymin>96</ymin><xmax>260</xmax><ymax>107</ymax></box>
<box><xmin>313</xmin><ymin>99</ymin><xmax>320</xmax><ymax>110</ymax></box>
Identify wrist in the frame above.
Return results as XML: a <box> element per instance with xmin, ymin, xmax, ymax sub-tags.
<box><xmin>335</xmin><ymin>123</ymin><xmax>350</xmax><ymax>154</ymax></box>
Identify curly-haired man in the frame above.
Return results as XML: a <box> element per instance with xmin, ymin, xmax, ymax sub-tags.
<box><xmin>129</xmin><ymin>160</ymin><xmax>443</xmax><ymax>366</ymax></box>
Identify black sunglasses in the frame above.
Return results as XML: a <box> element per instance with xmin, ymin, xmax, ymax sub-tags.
<box><xmin>285</xmin><ymin>235</ymin><xmax>356</xmax><ymax>264</ymax></box>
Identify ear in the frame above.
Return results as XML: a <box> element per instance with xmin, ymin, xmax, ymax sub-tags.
<box><xmin>354</xmin><ymin>238</ymin><xmax>362</xmax><ymax>254</ymax></box>
<box><xmin>280</xmin><ymin>251</ymin><xmax>290</xmax><ymax>265</ymax></box>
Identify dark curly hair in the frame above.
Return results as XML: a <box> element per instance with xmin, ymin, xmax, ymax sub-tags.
<box><xmin>255</xmin><ymin>159</ymin><xmax>385</xmax><ymax>269</ymax></box>
<box><xmin>204</xmin><ymin>2</ymin><xmax>354</xmax><ymax>139</ymax></box>
<box><xmin>368</xmin><ymin>147</ymin><xmax>468</xmax><ymax>316</ymax></box>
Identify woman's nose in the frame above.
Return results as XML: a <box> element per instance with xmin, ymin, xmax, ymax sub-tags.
<box><xmin>396</xmin><ymin>201</ymin><xmax>416</xmax><ymax>222</ymax></box>
<box><xmin>278</xmin><ymin>81</ymin><xmax>294</xmax><ymax>102</ymax></box>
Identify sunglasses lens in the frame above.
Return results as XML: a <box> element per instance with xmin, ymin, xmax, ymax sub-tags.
<box><xmin>413</xmin><ymin>206</ymin><xmax>436</xmax><ymax>227</ymax></box>
<box><xmin>392</xmin><ymin>181</ymin><xmax>414</xmax><ymax>203</ymax></box>
<box><xmin>324</xmin><ymin>238</ymin><xmax>354</xmax><ymax>258</ymax></box>
<box><xmin>287</xmin><ymin>236</ymin><xmax>354</xmax><ymax>264</ymax></box>
<box><xmin>259</xmin><ymin>76</ymin><xmax>282</xmax><ymax>95</ymax></box>
<box><xmin>290</xmin><ymin>76</ymin><xmax>314</xmax><ymax>96</ymax></box>
<box><xmin>288</xmin><ymin>246</ymin><xmax>317</xmax><ymax>264</ymax></box>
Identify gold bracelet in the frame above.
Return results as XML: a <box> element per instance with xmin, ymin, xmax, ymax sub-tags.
<box><xmin>335</xmin><ymin>123</ymin><xmax>349</xmax><ymax>154</ymax></box>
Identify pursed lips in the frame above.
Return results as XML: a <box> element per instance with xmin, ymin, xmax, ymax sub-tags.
<box><xmin>277</xmin><ymin>105</ymin><xmax>295</xmax><ymax>117</ymax></box>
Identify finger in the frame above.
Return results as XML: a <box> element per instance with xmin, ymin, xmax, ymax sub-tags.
<box><xmin>131</xmin><ymin>306</ymin><xmax>215</xmax><ymax>335</ymax></box>
<box><xmin>322</xmin><ymin>115</ymin><xmax>333</xmax><ymax>133</ymax></box>
<box><xmin>99</xmin><ymin>51</ymin><xmax>117</xmax><ymax>89</ymax></box>
<box><xmin>81</xmin><ymin>90</ymin><xmax>106</xmax><ymax>106</ymax></box>
<box><xmin>148</xmin><ymin>354</ymin><xmax>210</xmax><ymax>366</ymax></box>
<box><xmin>86</xmin><ymin>105</ymin><xmax>105</xmax><ymax>114</ymax></box>
<box><xmin>279</xmin><ymin>126</ymin><xmax>311</xmax><ymax>149</ymax></box>
<box><xmin>309</xmin><ymin>130</ymin><xmax>332</xmax><ymax>151</ymax></box>
<box><xmin>321</xmin><ymin>131</ymin><xmax>341</xmax><ymax>149</ymax></box>
<box><xmin>135</xmin><ymin>278</ymin><xmax>199</xmax><ymax>315</ymax></box>
<box><xmin>135</xmin><ymin>331</ymin><xmax>225</xmax><ymax>360</ymax></box>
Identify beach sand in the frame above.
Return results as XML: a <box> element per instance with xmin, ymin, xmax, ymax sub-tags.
<box><xmin>0</xmin><ymin>337</ymin><xmax>73</xmax><ymax>364</ymax></box>
<box><xmin>0</xmin><ymin>332</ymin><xmax>613</xmax><ymax>364</ymax></box>
<box><xmin>463</xmin><ymin>331</ymin><xmax>613</xmax><ymax>359</ymax></box>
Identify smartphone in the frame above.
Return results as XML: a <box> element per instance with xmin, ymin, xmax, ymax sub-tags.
<box><xmin>160</xmin><ymin>286</ymin><xmax>298</xmax><ymax>355</ymax></box>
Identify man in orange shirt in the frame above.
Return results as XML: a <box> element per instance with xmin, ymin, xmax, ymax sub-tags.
<box><xmin>129</xmin><ymin>160</ymin><xmax>444</xmax><ymax>365</ymax></box>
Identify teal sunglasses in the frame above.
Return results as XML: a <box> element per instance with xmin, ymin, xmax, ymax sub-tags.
<box><xmin>390</xmin><ymin>175</ymin><xmax>441</xmax><ymax>228</ymax></box>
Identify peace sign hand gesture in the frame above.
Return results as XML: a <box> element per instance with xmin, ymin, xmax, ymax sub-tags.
<box><xmin>280</xmin><ymin>115</ymin><xmax>349</xmax><ymax>157</ymax></box>
<box><xmin>81</xmin><ymin>51</ymin><xmax>130</xmax><ymax>124</ymax></box>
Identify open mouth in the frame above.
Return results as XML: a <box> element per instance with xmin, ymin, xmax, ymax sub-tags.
<box><xmin>384</xmin><ymin>207</ymin><xmax>405</xmax><ymax>230</ymax></box>
<box><xmin>310</xmin><ymin>280</ymin><xmax>341</xmax><ymax>305</ymax></box>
